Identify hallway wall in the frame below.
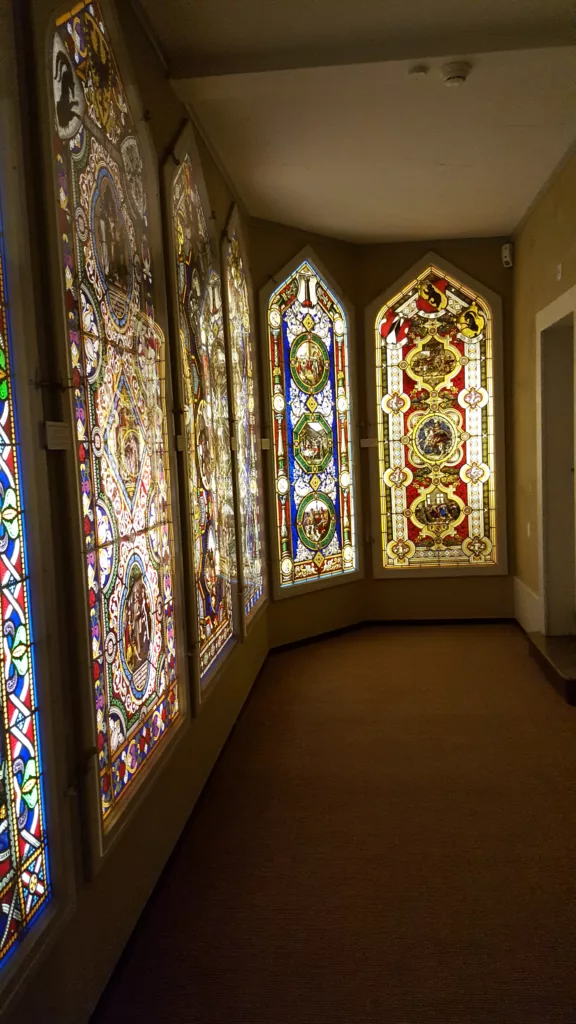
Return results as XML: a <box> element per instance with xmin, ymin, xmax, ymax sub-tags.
<box><xmin>513</xmin><ymin>146</ymin><xmax>576</xmax><ymax>597</ymax></box>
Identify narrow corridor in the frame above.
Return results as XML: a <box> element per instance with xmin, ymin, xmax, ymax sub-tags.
<box><xmin>92</xmin><ymin>625</ymin><xmax>576</xmax><ymax>1024</ymax></box>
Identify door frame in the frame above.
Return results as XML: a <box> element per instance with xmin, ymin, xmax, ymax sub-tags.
<box><xmin>536</xmin><ymin>285</ymin><xmax>576</xmax><ymax>634</ymax></box>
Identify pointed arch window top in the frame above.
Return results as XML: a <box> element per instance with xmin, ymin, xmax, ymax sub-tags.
<box><xmin>267</xmin><ymin>257</ymin><xmax>358</xmax><ymax>590</ymax></box>
<box><xmin>374</xmin><ymin>261</ymin><xmax>500</xmax><ymax>572</ymax></box>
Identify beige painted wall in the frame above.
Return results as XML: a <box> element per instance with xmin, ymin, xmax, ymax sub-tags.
<box><xmin>513</xmin><ymin>148</ymin><xmax>576</xmax><ymax>594</ymax></box>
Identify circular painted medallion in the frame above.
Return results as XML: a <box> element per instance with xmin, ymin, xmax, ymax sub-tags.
<box><xmin>414</xmin><ymin>489</ymin><xmax>461</xmax><ymax>531</ymax></box>
<box><xmin>108</xmin><ymin>709</ymin><xmax>126</xmax><ymax>754</ymax></box>
<box><xmin>414</xmin><ymin>414</ymin><xmax>458</xmax><ymax>463</ymax></box>
<box><xmin>52</xmin><ymin>33</ymin><xmax>85</xmax><ymax>140</ymax></box>
<box><xmin>203</xmin><ymin>526</ymin><xmax>218</xmax><ymax>606</ymax></box>
<box><xmin>294</xmin><ymin>414</ymin><xmax>333</xmax><ymax>473</ymax></box>
<box><xmin>194</xmin><ymin>534</ymin><xmax>203</xmax><ymax>579</ymax></box>
<box><xmin>120</xmin><ymin>560</ymin><xmax>153</xmax><ymax>698</ymax></box>
<box><xmin>121</xmin><ymin>136</ymin><xmax>146</xmax><ymax>221</ymax></box>
<box><xmin>105</xmin><ymin>630</ymin><xmax>117</xmax><ymax>665</ymax></box>
<box><xmin>91</xmin><ymin>167</ymin><xmax>134</xmax><ymax>328</ymax></box>
<box><xmin>290</xmin><ymin>333</ymin><xmax>330</xmax><ymax>394</ymax></box>
<box><xmin>296</xmin><ymin>492</ymin><xmax>336</xmax><ymax>551</ymax></box>
<box><xmin>146</xmin><ymin>490</ymin><xmax>162</xmax><ymax>567</ymax></box>
<box><xmin>96</xmin><ymin>498</ymin><xmax>116</xmax><ymax>591</ymax></box>
<box><xmin>409</xmin><ymin>340</ymin><xmax>457</xmax><ymax>384</ymax></box>
<box><xmin>196</xmin><ymin>400</ymin><xmax>213</xmax><ymax>490</ymax></box>
<box><xmin>188</xmin><ymin>354</ymin><xmax>200</xmax><ymax>398</ymax></box>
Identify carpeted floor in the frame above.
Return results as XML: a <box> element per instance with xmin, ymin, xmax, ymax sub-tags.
<box><xmin>92</xmin><ymin>624</ymin><xmax>576</xmax><ymax>1023</ymax></box>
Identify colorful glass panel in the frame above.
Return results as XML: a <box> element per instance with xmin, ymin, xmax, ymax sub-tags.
<box><xmin>52</xmin><ymin>1</ymin><xmax>179</xmax><ymax>826</ymax></box>
<box><xmin>0</xmin><ymin>216</ymin><xmax>50</xmax><ymax>963</ymax></box>
<box><xmin>224</xmin><ymin>227</ymin><xmax>265</xmax><ymax>621</ymax></box>
<box><xmin>375</xmin><ymin>264</ymin><xmax>497</xmax><ymax>569</ymax></box>
<box><xmin>268</xmin><ymin>261</ymin><xmax>356</xmax><ymax>587</ymax></box>
<box><xmin>173</xmin><ymin>158</ymin><xmax>236</xmax><ymax>681</ymax></box>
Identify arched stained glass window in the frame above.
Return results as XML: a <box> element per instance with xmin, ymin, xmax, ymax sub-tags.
<box><xmin>0</xmin><ymin>212</ymin><xmax>50</xmax><ymax>961</ymax></box>
<box><xmin>172</xmin><ymin>154</ymin><xmax>236</xmax><ymax>684</ymax></box>
<box><xmin>267</xmin><ymin>257</ymin><xmax>357</xmax><ymax>589</ymax></box>
<box><xmin>223</xmin><ymin>214</ymin><xmax>265</xmax><ymax>624</ymax></box>
<box><xmin>52</xmin><ymin>1</ymin><xmax>180</xmax><ymax>828</ymax></box>
<box><xmin>374</xmin><ymin>261</ymin><xmax>500</xmax><ymax>571</ymax></box>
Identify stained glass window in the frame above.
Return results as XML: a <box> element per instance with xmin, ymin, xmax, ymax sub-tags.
<box><xmin>52</xmin><ymin>1</ymin><xmax>179</xmax><ymax>827</ymax></box>
<box><xmin>224</xmin><ymin>217</ymin><xmax>265</xmax><ymax>623</ymax></box>
<box><xmin>268</xmin><ymin>260</ymin><xmax>357</xmax><ymax>588</ymax></box>
<box><xmin>172</xmin><ymin>156</ymin><xmax>236</xmax><ymax>683</ymax></box>
<box><xmin>0</xmin><ymin>213</ymin><xmax>50</xmax><ymax>962</ymax></box>
<box><xmin>375</xmin><ymin>263</ymin><xmax>498</xmax><ymax>570</ymax></box>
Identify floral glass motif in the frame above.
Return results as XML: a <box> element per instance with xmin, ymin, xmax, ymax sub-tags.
<box><xmin>224</xmin><ymin>228</ymin><xmax>265</xmax><ymax>621</ymax></box>
<box><xmin>375</xmin><ymin>265</ymin><xmax>497</xmax><ymax>569</ymax></box>
<box><xmin>173</xmin><ymin>158</ymin><xmax>236</xmax><ymax>681</ymax></box>
<box><xmin>52</xmin><ymin>1</ymin><xmax>179</xmax><ymax>826</ymax></box>
<box><xmin>268</xmin><ymin>261</ymin><xmax>356</xmax><ymax>587</ymax></box>
<box><xmin>0</xmin><ymin>219</ymin><xmax>50</xmax><ymax>964</ymax></box>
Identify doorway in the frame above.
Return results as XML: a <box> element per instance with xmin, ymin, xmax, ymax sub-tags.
<box><xmin>539</xmin><ymin>312</ymin><xmax>576</xmax><ymax>635</ymax></box>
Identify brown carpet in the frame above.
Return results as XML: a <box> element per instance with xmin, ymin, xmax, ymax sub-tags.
<box><xmin>92</xmin><ymin>624</ymin><xmax>576</xmax><ymax>1023</ymax></box>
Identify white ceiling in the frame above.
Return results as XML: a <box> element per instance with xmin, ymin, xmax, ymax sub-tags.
<box><xmin>138</xmin><ymin>0</ymin><xmax>576</xmax><ymax>76</ymax></box>
<box><xmin>175</xmin><ymin>48</ymin><xmax>576</xmax><ymax>243</ymax></box>
<box><xmin>134</xmin><ymin>0</ymin><xmax>576</xmax><ymax>241</ymax></box>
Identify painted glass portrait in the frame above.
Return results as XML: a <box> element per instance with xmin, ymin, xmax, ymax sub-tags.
<box><xmin>173</xmin><ymin>157</ymin><xmax>236</xmax><ymax>682</ymax></box>
<box><xmin>375</xmin><ymin>264</ymin><xmax>497</xmax><ymax>569</ymax></box>
<box><xmin>268</xmin><ymin>261</ymin><xmax>356</xmax><ymax>588</ymax></box>
<box><xmin>52</xmin><ymin>1</ymin><xmax>179</xmax><ymax>827</ymax></box>
<box><xmin>224</xmin><ymin>224</ymin><xmax>265</xmax><ymax>622</ymax></box>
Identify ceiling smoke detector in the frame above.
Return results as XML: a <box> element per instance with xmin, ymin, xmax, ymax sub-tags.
<box><xmin>442</xmin><ymin>61</ymin><xmax>472</xmax><ymax>87</ymax></box>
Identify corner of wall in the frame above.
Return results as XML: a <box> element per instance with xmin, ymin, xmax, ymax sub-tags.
<box><xmin>513</xmin><ymin>576</ymin><xmax>542</xmax><ymax>634</ymax></box>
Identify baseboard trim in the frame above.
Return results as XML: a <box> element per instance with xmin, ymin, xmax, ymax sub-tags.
<box><xmin>527</xmin><ymin>633</ymin><xmax>576</xmax><ymax>706</ymax></box>
<box><xmin>514</xmin><ymin>576</ymin><xmax>542</xmax><ymax>634</ymax></box>
<box><xmin>271</xmin><ymin>617</ymin><xmax>515</xmax><ymax>654</ymax></box>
